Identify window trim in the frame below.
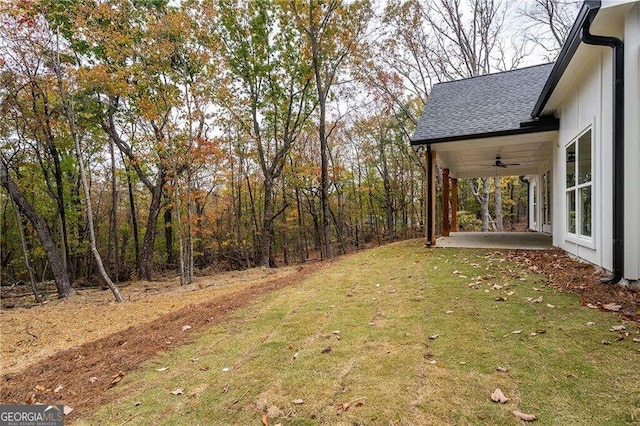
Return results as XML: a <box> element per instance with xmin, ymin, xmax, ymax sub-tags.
<box><xmin>564</xmin><ymin>125</ymin><xmax>595</xmax><ymax>249</ymax></box>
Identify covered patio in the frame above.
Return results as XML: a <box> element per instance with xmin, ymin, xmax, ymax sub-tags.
<box><xmin>410</xmin><ymin>64</ymin><xmax>559</xmax><ymax>248</ymax></box>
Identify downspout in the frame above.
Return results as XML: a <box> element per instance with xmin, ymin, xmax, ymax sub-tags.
<box><xmin>426</xmin><ymin>145</ymin><xmax>434</xmax><ymax>247</ymax></box>
<box><xmin>581</xmin><ymin>17</ymin><xmax>624</xmax><ymax>283</ymax></box>
<box><xmin>519</xmin><ymin>176</ymin><xmax>530</xmax><ymax>229</ymax></box>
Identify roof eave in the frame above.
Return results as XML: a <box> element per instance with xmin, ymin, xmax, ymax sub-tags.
<box><xmin>530</xmin><ymin>1</ymin><xmax>601</xmax><ymax>118</ymax></box>
<box><xmin>410</xmin><ymin>118</ymin><xmax>560</xmax><ymax>146</ymax></box>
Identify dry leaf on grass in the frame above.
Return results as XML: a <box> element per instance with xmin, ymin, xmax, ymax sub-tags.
<box><xmin>53</xmin><ymin>384</ymin><xmax>63</xmax><ymax>393</ymax></box>
<box><xmin>586</xmin><ymin>322</ymin><xmax>596</xmax><ymax>326</ymax></box>
<box><xmin>171</xmin><ymin>388</ymin><xmax>184</xmax><ymax>395</ymax></box>
<box><xmin>110</xmin><ymin>371</ymin><xmax>125</xmax><ymax>386</ymax></box>
<box><xmin>292</xmin><ymin>399</ymin><xmax>304</xmax><ymax>405</ymax></box>
<box><xmin>156</xmin><ymin>367</ymin><xmax>168</xmax><ymax>372</ymax></box>
<box><xmin>89</xmin><ymin>376</ymin><xmax>98</xmax><ymax>383</ymax></box>
<box><xmin>496</xmin><ymin>366</ymin><xmax>508</xmax><ymax>372</ymax></box>
<box><xmin>262</xmin><ymin>413</ymin><xmax>269</xmax><ymax>426</ymax></box>
<box><xmin>63</xmin><ymin>406</ymin><xmax>73</xmax><ymax>416</ymax></box>
<box><xmin>512</xmin><ymin>410</ymin><xmax>537</xmax><ymax>421</ymax></box>
<box><xmin>512</xmin><ymin>330</ymin><xmax>522</xmax><ymax>334</ymax></box>
<box><xmin>428</xmin><ymin>334</ymin><xmax>439</xmax><ymax>340</ymax></box>
<box><xmin>490</xmin><ymin>388</ymin><xmax>509</xmax><ymax>404</ymax></box>
<box><xmin>610</xmin><ymin>325</ymin><xmax>626</xmax><ymax>332</ymax></box>
<box><xmin>633</xmin><ymin>338</ymin><xmax>640</xmax><ymax>343</ymax></box>
<box><xmin>322</xmin><ymin>347</ymin><xmax>332</xmax><ymax>354</ymax></box>
<box><xmin>181</xmin><ymin>325</ymin><xmax>192</xmax><ymax>332</ymax></box>
<box><xmin>602</xmin><ymin>303</ymin><xmax>622</xmax><ymax>312</ymax></box>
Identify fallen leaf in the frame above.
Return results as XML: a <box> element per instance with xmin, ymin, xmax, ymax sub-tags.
<box><xmin>492</xmin><ymin>284</ymin><xmax>503</xmax><ymax>290</ymax></box>
<box><xmin>89</xmin><ymin>376</ymin><xmax>98</xmax><ymax>383</ymax></box>
<box><xmin>602</xmin><ymin>340</ymin><xmax>611</xmax><ymax>345</ymax></box>
<box><xmin>633</xmin><ymin>338</ymin><xmax>640</xmax><ymax>343</ymax></box>
<box><xmin>546</xmin><ymin>304</ymin><xmax>555</xmax><ymax>308</ymax></box>
<box><xmin>332</xmin><ymin>330</ymin><xmax>341</xmax><ymax>334</ymax></box>
<box><xmin>453</xmin><ymin>270</ymin><xmax>460</xmax><ymax>274</ymax></box>
<box><xmin>586</xmin><ymin>303</ymin><xmax>598</xmax><ymax>309</ymax></box>
<box><xmin>610</xmin><ymin>325</ymin><xmax>626</xmax><ymax>332</ymax></box>
<box><xmin>512</xmin><ymin>410</ymin><xmax>537</xmax><ymax>421</ymax></box>
<box><xmin>446</xmin><ymin>310</ymin><xmax>454</xmax><ymax>314</ymax></box>
<box><xmin>586</xmin><ymin>322</ymin><xmax>596</xmax><ymax>326</ymax></box>
<box><xmin>512</xmin><ymin>330</ymin><xmax>522</xmax><ymax>334</ymax></box>
<box><xmin>535</xmin><ymin>329</ymin><xmax>546</xmax><ymax>334</ymax></box>
<box><xmin>110</xmin><ymin>371</ymin><xmax>125</xmax><ymax>386</ymax></box>
<box><xmin>26</xmin><ymin>394</ymin><xmax>36</xmax><ymax>404</ymax></box>
<box><xmin>507</xmin><ymin>291</ymin><xmax>515</xmax><ymax>296</ymax></box>
<box><xmin>156</xmin><ymin>367</ymin><xmax>168</xmax><ymax>372</ymax></box>
<box><xmin>63</xmin><ymin>406</ymin><xmax>73</xmax><ymax>416</ymax></box>
<box><xmin>496</xmin><ymin>366</ymin><xmax>508</xmax><ymax>372</ymax></box>
<box><xmin>495</xmin><ymin>297</ymin><xmax>506</xmax><ymax>302</ymax></box>
<box><xmin>428</xmin><ymin>334</ymin><xmax>439</xmax><ymax>340</ymax></box>
<box><xmin>34</xmin><ymin>385</ymin><xmax>45</xmax><ymax>392</ymax></box>
<box><xmin>262</xmin><ymin>413</ymin><xmax>269</xmax><ymax>426</ymax></box>
<box><xmin>171</xmin><ymin>388</ymin><xmax>184</xmax><ymax>395</ymax></box>
<box><xmin>491</xmin><ymin>388</ymin><xmax>509</xmax><ymax>404</ymax></box>
<box><xmin>602</xmin><ymin>303</ymin><xmax>622</xmax><ymax>312</ymax></box>
<box><xmin>134</xmin><ymin>401</ymin><xmax>141</xmax><ymax>407</ymax></box>
<box><xmin>532</xmin><ymin>296</ymin><xmax>543</xmax><ymax>303</ymax></box>
<box><xmin>336</xmin><ymin>402</ymin><xmax>350</xmax><ymax>412</ymax></box>
<box><xmin>54</xmin><ymin>384</ymin><xmax>63</xmax><ymax>393</ymax></box>
<box><xmin>429</xmin><ymin>360</ymin><xmax>437</xmax><ymax>365</ymax></box>
<box><xmin>293</xmin><ymin>352</ymin><xmax>299</xmax><ymax>360</ymax></box>
<box><xmin>292</xmin><ymin>399</ymin><xmax>304</xmax><ymax>405</ymax></box>
<box><xmin>181</xmin><ymin>325</ymin><xmax>192</xmax><ymax>332</ymax></box>
<box><xmin>222</xmin><ymin>367</ymin><xmax>230</xmax><ymax>372</ymax></box>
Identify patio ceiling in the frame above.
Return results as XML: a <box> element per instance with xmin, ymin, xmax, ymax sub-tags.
<box><xmin>423</xmin><ymin>130</ymin><xmax>557</xmax><ymax>178</ymax></box>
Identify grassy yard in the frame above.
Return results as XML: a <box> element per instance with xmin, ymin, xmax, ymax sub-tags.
<box><xmin>81</xmin><ymin>240</ymin><xmax>640</xmax><ymax>425</ymax></box>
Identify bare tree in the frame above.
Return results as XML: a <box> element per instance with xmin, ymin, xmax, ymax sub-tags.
<box><xmin>520</xmin><ymin>0</ymin><xmax>581</xmax><ymax>60</ymax></box>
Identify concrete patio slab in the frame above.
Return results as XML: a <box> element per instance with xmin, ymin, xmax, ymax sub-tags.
<box><xmin>436</xmin><ymin>232</ymin><xmax>553</xmax><ymax>250</ymax></box>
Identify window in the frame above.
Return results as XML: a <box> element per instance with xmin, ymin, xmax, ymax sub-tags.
<box><xmin>565</xmin><ymin>129</ymin><xmax>592</xmax><ymax>238</ymax></box>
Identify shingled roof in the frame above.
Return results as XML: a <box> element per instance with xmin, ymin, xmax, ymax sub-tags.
<box><xmin>411</xmin><ymin>63</ymin><xmax>557</xmax><ymax>145</ymax></box>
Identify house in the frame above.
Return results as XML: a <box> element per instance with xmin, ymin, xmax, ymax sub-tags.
<box><xmin>410</xmin><ymin>0</ymin><xmax>639</xmax><ymax>283</ymax></box>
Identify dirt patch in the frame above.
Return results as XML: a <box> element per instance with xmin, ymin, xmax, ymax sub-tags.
<box><xmin>0</xmin><ymin>261</ymin><xmax>327</xmax><ymax>420</ymax></box>
<box><xmin>0</xmin><ymin>267</ymin><xmax>299</xmax><ymax>376</ymax></box>
<box><xmin>506</xmin><ymin>249</ymin><xmax>640</xmax><ymax>322</ymax></box>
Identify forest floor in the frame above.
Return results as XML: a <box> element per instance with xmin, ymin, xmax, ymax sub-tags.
<box><xmin>1</xmin><ymin>241</ymin><xmax>639</xmax><ymax>424</ymax></box>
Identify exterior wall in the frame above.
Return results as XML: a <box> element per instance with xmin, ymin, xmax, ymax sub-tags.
<box><xmin>624</xmin><ymin>3</ymin><xmax>640</xmax><ymax>280</ymax></box>
<box><xmin>552</xmin><ymin>48</ymin><xmax>613</xmax><ymax>271</ymax></box>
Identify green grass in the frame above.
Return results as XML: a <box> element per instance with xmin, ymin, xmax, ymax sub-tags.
<box><xmin>82</xmin><ymin>241</ymin><xmax>640</xmax><ymax>425</ymax></box>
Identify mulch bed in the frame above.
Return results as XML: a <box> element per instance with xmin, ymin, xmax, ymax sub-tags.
<box><xmin>0</xmin><ymin>262</ymin><xmax>328</xmax><ymax>421</ymax></box>
<box><xmin>507</xmin><ymin>249</ymin><xmax>640</xmax><ymax>323</ymax></box>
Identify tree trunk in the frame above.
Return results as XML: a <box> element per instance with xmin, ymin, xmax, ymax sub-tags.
<box><xmin>1</xmin><ymin>160</ymin><xmax>74</xmax><ymax>298</ymax></box>
<box><xmin>14</xmin><ymin>206</ymin><xmax>42</xmax><ymax>303</ymax></box>
<box><xmin>139</xmin><ymin>174</ymin><xmax>164</xmax><ymax>280</ymax></box>
<box><xmin>123</xmin><ymin>155</ymin><xmax>140</xmax><ymax>274</ymax></box>
<box><xmin>164</xmin><ymin>203</ymin><xmax>174</xmax><ymax>268</ymax></box>
<box><xmin>258</xmin><ymin>176</ymin><xmax>274</xmax><ymax>267</ymax></box>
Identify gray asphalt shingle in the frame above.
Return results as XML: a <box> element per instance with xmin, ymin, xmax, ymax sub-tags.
<box><xmin>411</xmin><ymin>63</ymin><xmax>554</xmax><ymax>143</ymax></box>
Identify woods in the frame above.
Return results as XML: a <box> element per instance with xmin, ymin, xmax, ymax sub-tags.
<box><xmin>0</xmin><ymin>0</ymin><xmax>577</xmax><ymax>299</ymax></box>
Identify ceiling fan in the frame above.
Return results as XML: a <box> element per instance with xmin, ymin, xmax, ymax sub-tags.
<box><xmin>493</xmin><ymin>156</ymin><xmax>520</xmax><ymax>168</ymax></box>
